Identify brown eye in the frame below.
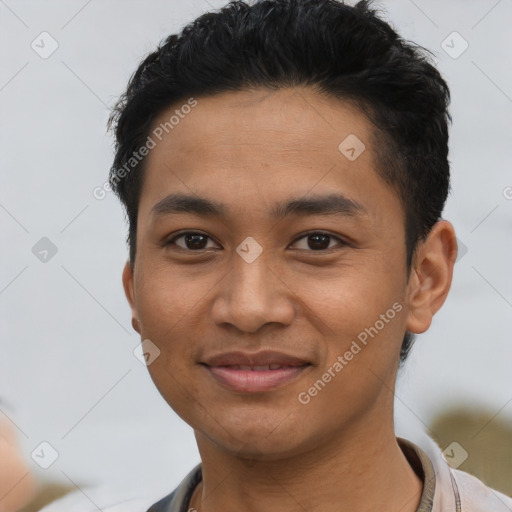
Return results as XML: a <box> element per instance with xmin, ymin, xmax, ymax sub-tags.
<box><xmin>168</xmin><ymin>232</ymin><xmax>218</xmax><ymax>251</ymax></box>
<box><xmin>291</xmin><ymin>232</ymin><xmax>344</xmax><ymax>251</ymax></box>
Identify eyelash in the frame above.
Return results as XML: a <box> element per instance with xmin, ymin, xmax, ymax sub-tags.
<box><xmin>165</xmin><ymin>231</ymin><xmax>347</xmax><ymax>253</ymax></box>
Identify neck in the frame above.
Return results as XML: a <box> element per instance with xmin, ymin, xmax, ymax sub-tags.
<box><xmin>190</xmin><ymin>414</ymin><xmax>423</xmax><ymax>512</ymax></box>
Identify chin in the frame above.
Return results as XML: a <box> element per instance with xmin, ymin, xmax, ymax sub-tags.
<box><xmin>197</xmin><ymin>408</ymin><xmax>311</xmax><ymax>457</ymax></box>
<box><xmin>215</xmin><ymin>432</ymin><xmax>306</xmax><ymax>461</ymax></box>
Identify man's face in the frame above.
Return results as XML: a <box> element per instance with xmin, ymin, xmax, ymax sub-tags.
<box><xmin>124</xmin><ymin>87</ymin><xmax>415</xmax><ymax>459</ymax></box>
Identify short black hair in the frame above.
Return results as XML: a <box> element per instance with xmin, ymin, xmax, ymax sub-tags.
<box><xmin>108</xmin><ymin>0</ymin><xmax>451</xmax><ymax>365</ymax></box>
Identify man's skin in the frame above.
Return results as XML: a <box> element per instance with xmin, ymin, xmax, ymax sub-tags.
<box><xmin>122</xmin><ymin>87</ymin><xmax>458</xmax><ymax>512</ymax></box>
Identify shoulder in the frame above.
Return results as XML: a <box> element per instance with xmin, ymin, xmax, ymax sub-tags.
<box><xmin>450</xmin><ymin>467</ymin><xmax>512</xmax><ymax>512</ymax></box>
<box><xmin>145</xmin><ymin>489</ymin><xmax>177</xmax><ymax>512</ymax></box>
<box><xmin>39</xmin><ymin>464</ymin><xmax>201</xmax><ymax>512</ymax></box>
<box><xmin>396</xmin><ymin>422</ymin><xmax>512</xmax><ymax>512</ymax></box>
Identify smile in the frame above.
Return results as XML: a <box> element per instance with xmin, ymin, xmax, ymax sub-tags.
<box><xmin>203</xmin><ymin>364</ymin><xmax>311</xmax><ymax>393</ymax></box>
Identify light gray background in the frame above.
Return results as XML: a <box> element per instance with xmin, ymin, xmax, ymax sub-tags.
<box><xmin>1</xmin><ymin>0</ymin><xmax>511</xmax><ymax>502</ymax></box>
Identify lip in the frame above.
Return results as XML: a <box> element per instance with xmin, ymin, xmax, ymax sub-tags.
<box><xmin>201</xmin><ymin>350</ymin><xmax>312</xmax><ymax>393</ymax></box>
<box><xmin>202</xmin><ymin>350</ymin><xmax>310</xmax><ymax>367</ymax></box>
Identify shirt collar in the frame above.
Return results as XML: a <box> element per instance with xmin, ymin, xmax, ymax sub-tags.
<box><xmin>397</xmin><ymin>437</ymin><xmax>436</xmax><ymax>512</ymax></box>
<box><xmin>149</xmin><ymin>437</ymin><xmax>438</xmax><ymax>512</ymax></box>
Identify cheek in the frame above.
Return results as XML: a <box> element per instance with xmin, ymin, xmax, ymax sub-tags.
<box><xmin>292</xmin><ymin>269</ymin><xmax>406</xmax><ymax>388</ymax></box>
<box><xmin>295</xmin><ymin>307</ymin><xmax>406</xmax><ymax>431</ymax></box>
<box><xmin>134</xmin><ymin>269</ymin><xmax>212</xmax><ymax>410</ymax></box>
<box><xmin>136</xmin><ymin>263</ymin><xmax>212</xmax><ymax>335</ymax></box>
<box><xmin>292</xmin><ymin>266</ymin><xmax>403</xmax><ymax>331</ymax></box>
<box><xmin>146</xmin><ymin>357</ymin><xmax>205</xmax><ymax>429</ymax></box>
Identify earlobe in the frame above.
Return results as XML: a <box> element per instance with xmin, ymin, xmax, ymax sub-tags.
<box><xmin>405</xmin><ymin>220</ymin><xmax>457</xmax><ymax>334</ymax></box>
<box><xmin>122</xmin><ymin>260</ymin><xmax>141</xmax><ymax>335</ymax></box>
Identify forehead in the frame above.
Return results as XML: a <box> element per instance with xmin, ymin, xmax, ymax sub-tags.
<box><xmin>149</xmin><ymin>87</ymin><xmax>372</xmax><ymax>161</ymax></box>
<box><xmin>138</xmin><ymin>87</ymin><xmax>400</xmax><ymax>224</ymax></box>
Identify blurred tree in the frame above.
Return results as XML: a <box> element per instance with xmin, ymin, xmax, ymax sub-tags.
<box><xmin>430</xmin><ymin>407</ymin><xmax>512</xmax><ymax>497</ymax></box>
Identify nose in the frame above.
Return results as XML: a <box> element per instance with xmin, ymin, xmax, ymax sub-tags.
<box><xmin>210</xmin><ymin>248</ymin><xmax>295</xmax><ymax>333</ymax></box>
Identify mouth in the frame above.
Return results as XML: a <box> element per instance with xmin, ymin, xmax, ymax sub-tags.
<box><xmin>200</xmin><ymin>350</ymin><xmax>312</xmax><ymax>393</ymax></box>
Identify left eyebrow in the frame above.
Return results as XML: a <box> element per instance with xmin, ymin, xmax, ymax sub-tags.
<box><xmin>149</xmin><ymin>192</ymin><xmax>368</xmax><ymax>220</ymax></box>
<box><xmin>270</xmin><ymin>193</ymin><xmax>368</xmax><ymax>219</ymax></box>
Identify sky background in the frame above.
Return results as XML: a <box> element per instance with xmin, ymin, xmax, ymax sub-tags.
<box><xmin>1</xmin><ymin>0</ymin><xmax>511</xmax><ymax>504</ymax></box>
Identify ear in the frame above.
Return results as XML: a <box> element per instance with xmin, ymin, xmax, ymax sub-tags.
<box><xmin>405</xmin><ymin>220</ymin><xmax>458</xmax><ymax>334</ymax></box>
<box><xmin>122</xmin><ymin>260</ymin><xmax>141</xmax><ymax>335</ymax></box>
